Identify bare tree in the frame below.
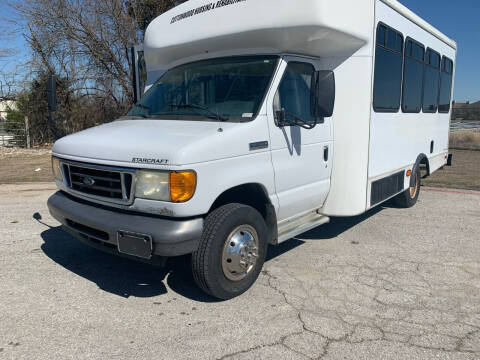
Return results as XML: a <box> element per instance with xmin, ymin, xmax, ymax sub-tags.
<box><xmin>11</xmin><ymin>0</ymin><xmax>185</xmax><ymax>105</ymax></box>
<box><xmin>0</xmin><ymin>1</ymin><xmax>25</xmax><ymax>100</ymax></box>
<box><xmin>13</xmin><ymin>0</ymin><xmax>132</xmax><ymax>104</ymax></box>
<box><xmin>2</xmin><ymin>0</ymin><xmax>185</xmax><ymax>144</ymax></box>
<box><xmin>0</xmin><ymin>63</ymin><xmax>30</xmax><ymax>101</ymax></box>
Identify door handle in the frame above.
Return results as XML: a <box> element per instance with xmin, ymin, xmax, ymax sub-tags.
<box><xmin>249</xmin><ymin>141</ymin><xmax>269</xmax><ymax>151</ymax></box>
<box><xmin>323</xmin><ymin>146</ymin><xmax>329</xmax><ymax>162</ymax></box>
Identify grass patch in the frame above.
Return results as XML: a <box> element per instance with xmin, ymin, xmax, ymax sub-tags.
<box><xmin>423</xmin><ymin>149</ymin><xmax>480</xmax><ymax>191</ymax></box>
<box><xmin>450</xmin><ymin>130</ymin><xmax>480</xmax><ymax>150</ymax></box>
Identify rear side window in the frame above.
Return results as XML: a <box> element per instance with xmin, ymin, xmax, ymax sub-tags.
<box><xmin>402</xmin><ymin>38</ymin><xmax>425</xmax><ymax>113</ymax></box>
<box><xmin>439</xmin><ymin>56</ymin><xmax>454</xmax><ymax>113</ymax></box>
<box><xmin>423</xmin><ymin>48</ymin><xmax>441</xmax><ymax>113</ymax></box>
<box><xmin>373</xmin><ymin>24</ymin><xmax>404</xmax><ymax>112</ymax></box>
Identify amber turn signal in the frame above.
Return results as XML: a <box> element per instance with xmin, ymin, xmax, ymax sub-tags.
<box><xmin>170</xmin><ymin>171</ymin><xmax>197</xmax><ymax>203</ymax></box>
<box><xmin>406</xmin><ymin>170</ymin><xmax>412</xmax><ymax>177</ymax></box>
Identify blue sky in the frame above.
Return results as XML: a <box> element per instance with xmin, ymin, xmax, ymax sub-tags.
<box><xmin>399</xmin><ymin>0</ymin><xmax>479</xmax><ymax>102</ymax></box>
<box><xmin>1</xmin><ymin>0</ymin><xmax>478</xmax><ymax>102</ymax></box>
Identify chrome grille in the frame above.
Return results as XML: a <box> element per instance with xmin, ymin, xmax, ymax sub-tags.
<box><xmin>62</xmin><ymin>161</ymin><xmax>135</xmax><ymax>205</ymax></box>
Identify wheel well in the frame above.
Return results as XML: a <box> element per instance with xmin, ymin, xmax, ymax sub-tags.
<box><xmin>209</xmin><ymin>184</ymin><xmax>278</xmax><ymax>245</ymax></box>
<box><xmin>417</xmin><ymin>154</ymin><xmax>430</xmax><ymax>176</ymax></box>
<box><xmin>412</xmin><ymin>153</ymin><xmax>430</xmax><ymax>186</ymax></box>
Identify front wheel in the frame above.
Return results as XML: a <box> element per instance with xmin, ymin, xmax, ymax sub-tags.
<box><xmin>191</xmin><ymin>203</ymin><xmax>268</xmax><ymax>300</ymax></box>
<box><xmin>393</xmin><ymin>165</ymin><xmax>421</xmax><ymax>208</ymax></box>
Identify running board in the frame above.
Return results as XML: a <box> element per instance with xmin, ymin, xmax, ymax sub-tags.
<box><xmin>277</xmin><ymin>211</ymin><xmax>330</xmax><ymax>244</ymax></box>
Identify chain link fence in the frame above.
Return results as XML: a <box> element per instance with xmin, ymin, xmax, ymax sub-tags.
<box><xmin>451</xmin><ymin>107</ymin><xmax>480</xmax><ymax>133</ymax></box>
<box><xmin>0</xmin><ymin>121</ymin><xmax>28</xmax><ymax>147</ymax></box>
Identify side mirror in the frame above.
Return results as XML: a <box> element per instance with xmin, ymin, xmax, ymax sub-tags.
<box><xmin>275</xmin><ymin>109</ymin><xmax>289</xmax><ymax>127</ymax></box>
<box><xmin>312</xmin><ymin>70</ymin><xmax>335</xmax><ymax>118</ymax></box>
<box><xmin>46</xmin><ymin>74</ymin><xmax>57</xmax><ymax>112</ymax></box>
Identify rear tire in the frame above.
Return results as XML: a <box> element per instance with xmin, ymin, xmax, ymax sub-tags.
<box><xmin>394</xmin><ymin>165</ymin><xmax>421</xmax><ymax>208</ymax></box>
<box><xmin>191</xmin><ymin>203</ymin><xmax>268</xmax><ymax>300</ymax></box>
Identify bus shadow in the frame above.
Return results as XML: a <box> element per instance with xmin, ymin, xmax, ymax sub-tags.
<box><xmin>39</xmin><ymin>219</ymin><xmax>305</xmax><ymax>302</ymax></box>
<box><xmin>40</xmin><ymin>226</ymin><xmax>172</xmax><ymax>299</ymax></box>
<box><xmin>296</xmin><ymin>206</ymin><xmax>384</xmax><ymax>240</ymax></box>
<box><xmin>38</xmin><ymin>204</ymin><xmax>386</xmax><ymax>301</ymax></box>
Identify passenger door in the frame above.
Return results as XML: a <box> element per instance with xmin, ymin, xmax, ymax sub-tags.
<box><xmin>266</xmin><ymin>58</ymin><xmax>333</xmax><ymax>222</ymax></box>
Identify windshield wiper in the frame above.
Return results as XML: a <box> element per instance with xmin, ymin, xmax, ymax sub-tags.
<box><xmin>134</xmin><ymin>103</ymin><xmax>151</xmax><ymax>111</ymax></box>
<box><xmin>168</xmin><ymin>103</ymin><xmax>228</xmax><ymax>122</ymax></box>
<box><xmin>128</xmin><ymin>114</ymin><xmax>149</xmax><ymax>119</ymax></box>
<box><xmin>126</xmin><ymin>103</ymin><xmax>152</xmax><ymax>118</ymax></box>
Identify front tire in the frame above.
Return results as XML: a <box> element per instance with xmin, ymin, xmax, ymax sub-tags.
<box><xmin>191</xmin><ymin>203</ymin><xmax>268</xmax><ymax>300</ymax></box>
<box><xmin>394</xmin><ymin>165</ymin><xmax>421</xmax><ymax>208</ymax></box>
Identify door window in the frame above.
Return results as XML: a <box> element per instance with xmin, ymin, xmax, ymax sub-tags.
<box><xmin>274</xmin><ymin>62</ymin><xmax>316</xmax><ymax>124</ymax></box>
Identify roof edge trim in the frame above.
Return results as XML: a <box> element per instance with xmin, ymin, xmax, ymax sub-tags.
<box><xmin>380</xmin><ymin>0</ymin><xmax>457</xmax><ymax>50</ymax></box>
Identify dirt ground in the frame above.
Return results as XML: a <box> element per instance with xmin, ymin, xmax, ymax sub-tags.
<box><xmin>0</xmin><ymin>147</ymin><xmax>479</xmax><ymax>191</ymax></box>
<box><xmin>0</xmin><ymin>147</ymin><xmax>53</xmax><ymax>183</ymax></box>
<box><xmin>423</xmin><ymin>149</ymin><xmax>480</xmax><ymax>191</ymax></box>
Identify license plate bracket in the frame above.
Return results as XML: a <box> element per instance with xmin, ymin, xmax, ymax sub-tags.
<box><xmin>117</xmin><ymin>231</ymin><xmax>153</xmax><ymax>259</ymax></box>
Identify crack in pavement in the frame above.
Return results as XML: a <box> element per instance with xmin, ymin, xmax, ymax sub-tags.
<box><xmin>218</xmin><ymin>255</ymin><xmax>480</xmax><ymax>359</ymax></box>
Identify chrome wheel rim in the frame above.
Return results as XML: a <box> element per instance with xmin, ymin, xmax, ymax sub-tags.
<box><xmin>221</xmin><ymin>225</ymin><xmax>259</xmax><ymax>282</ymax></box>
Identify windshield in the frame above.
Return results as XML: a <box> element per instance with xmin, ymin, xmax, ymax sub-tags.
<box><xmin>126</xmin><ymin>55</ymin><xmax>279</xmax><ymax>122</ymax></box>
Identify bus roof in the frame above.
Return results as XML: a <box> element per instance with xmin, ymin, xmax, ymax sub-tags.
<box><xmin>144</xmin><ymin>0</ymin><xmax>371</xmax><ymax>70</ymax></box>
<box><xmin>143</xmin><ymin>0</ymin><xmax>456</xmax><ymax>71</ymax></box>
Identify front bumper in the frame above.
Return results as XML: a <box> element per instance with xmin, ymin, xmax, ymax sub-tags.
<box><xmin>47</xmin><ymin>191</ymin><xmax>203</xmax><ymax>257</ymax></box>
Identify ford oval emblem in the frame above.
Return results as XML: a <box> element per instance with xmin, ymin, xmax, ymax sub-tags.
<box><xmin>82</xmin><ymin>176</ymin><xmax>95</xmax><ymax>187</ymax></box>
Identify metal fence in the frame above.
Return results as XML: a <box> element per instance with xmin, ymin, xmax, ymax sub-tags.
<box><xmin>451</xmin><ymin>107</ymin><xmax>480</xmax><ymax>121</ymax></box>
<box><xmin>0</xmin><ymin>121</ymin><xmax>28</xmax><ymax>147</ymax></box>
<box><xmin>450</xmin><ymin>121</ymin><xmax>480</xmax><ymax>133</ymax></box>
<box><xmin>450</xmin><ymin>107</ymin><xmax>480</xmax><ymax>133</ymax></box>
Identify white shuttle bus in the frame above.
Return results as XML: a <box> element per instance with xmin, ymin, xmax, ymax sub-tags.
<box><xmin>48</xmin><ymin>0</ymin><xmax>457</xmax><ymax>299</ymax></box>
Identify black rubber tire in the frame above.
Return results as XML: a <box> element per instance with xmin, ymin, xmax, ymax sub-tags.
<box><xmin>191</xmin><ymin>203</ymin><xmax>268</xmax><ymax>300</ymax></box>
<box><xmin>393</xmin><ymin>165</ymin><xmax>421</xmax><ymax>208</ymax></box>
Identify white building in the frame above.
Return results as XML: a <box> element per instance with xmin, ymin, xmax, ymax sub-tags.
<box><xmin>0</xmin><ymin>100</ymin><xmax>16</xmax><ymax>122</ymax></box>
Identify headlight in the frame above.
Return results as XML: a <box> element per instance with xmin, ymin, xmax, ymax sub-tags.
<box><xmin>135</xmin><ymin>170</ymin><xmax>196</xmax><ymax>203</ymax></box>
<box><xmin>51</xmin><ymin>157</ymin><xmax>63</xmax><ymax>182</ymax></box>
<box><xmin>135</xmin><ymin>171</ymin><xmax>170</xmax><ymax>201</ymax></box>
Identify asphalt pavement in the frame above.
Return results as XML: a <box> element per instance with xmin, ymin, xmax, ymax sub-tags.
<box><xmin>1</xmin><ymin>183</ymin><xmax>479</xmax><ymax>360</ymax></box>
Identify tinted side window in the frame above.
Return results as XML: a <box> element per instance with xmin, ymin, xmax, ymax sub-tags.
<box><xmin>439</xmin><ymin>56</ymin><xmax>454</xmax><ymax>113</ymax></box>
<box><xmin>423</xmin><ymin>48</ymin><xmax>441</xmax><ymax>113</ymax></box>
<box><xmin>373</xmin><ymin>24</ymin><xmax>403</xmax><ymax>112</ymax></box>
<box><xmin>274</xmin><ymin>62</ymin><xmax>316</xmax><ymax>123</ymax></box>
<box><xmin>402</xmin><ymin>39</ymin><xmax>425</xmax><ymax>113</ymax></box>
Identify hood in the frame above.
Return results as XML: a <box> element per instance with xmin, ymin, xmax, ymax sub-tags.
<box><xmin>53</xmin><ymin>118</ymin><xmax>268</xmax><ymax>167</ymax></box>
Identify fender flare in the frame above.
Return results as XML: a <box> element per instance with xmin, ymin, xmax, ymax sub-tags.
<box><xmin>411</xmin><ymin>153</ymin><xmax>430</xmax><ymax>187</ymax></box>
<box><xmin>209</xmin><ymin>183</ymin><xmax>278</xmax><ymax>245</ymax></box>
